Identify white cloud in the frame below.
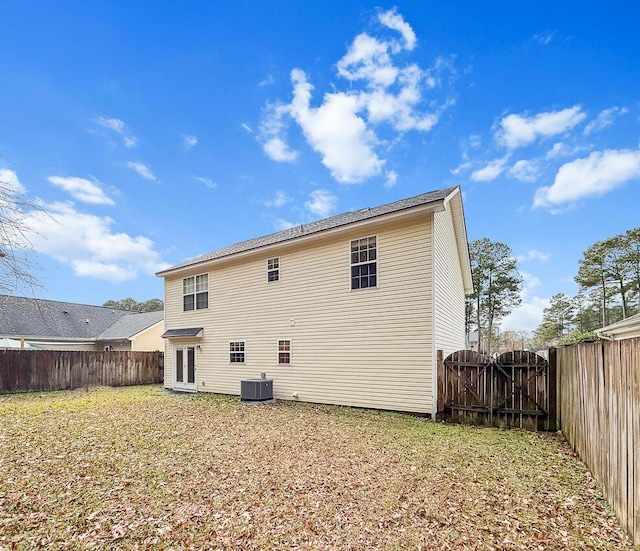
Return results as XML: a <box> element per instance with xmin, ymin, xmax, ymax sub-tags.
<box><xmin>259</xmin><ymin>9</ymin><xmax>453</xmax><ymax>184</ymax></box>
<box><xmin>305</xmin><ymin>189</ymin><xmax>338</xmax><ymax>217</ymax></box>
<box><xmin>182</xmin><ymin>134</ymin><xmax>198</xmax><ymax>150</ymax></box>
<box><xmin>471</xmin><ymin>157</ymin><xmax>508</xmax><ymax>182</ymax></box>
<box><xmin>497</xmin><ymin>106</ymin><xmax>586</xmax><ymax>149</ymax></box>
<box><xmin>289</xmin><ymin>69</ymin><xmax>383</xmax><ymax>183</ymax></box>
<box><xmin>450</xmin><ymin>160</ymin><xmax>473</xmax><ymax>176</ymax></box>
<box><xmin>0</xmin><ymin>168</ymin><xmax>27</xmax><ymax>195</ymax></box>
<box><xmin>545</xmin><ymin>141</ymin><xmax>590</xmax><ymax>160</ymax></box>
<box><xmin>72</xmin><ymin>260</ymin><xmax>136</xmax><ymax>282</ymax></box>
<box><xmin>500</xmin><ymin>296</ymin><xmax>549</xmax><ymax>333</ymax></box>
<box><xmin>500</xmin><ymin>272</ymin><xmax>547</xmax><ymax>333</ymax></box>
<box><xmin>533</xmin><ymin>30</ymin><xmax>556</xmax><ymax>45</ymax></box>
<box><xmin>263</xmin><ymin>137</ymin><xmax>299</xmax><ymax>162</ymax></box>
<box><xmin>126</xmin><ymin>161</ymin><xmax>157</xmax><ymax>181</ymax></box>
<box><xmin>378</xmin><ymin>8</ymin><xmax>416</xmax><ymax>50</ymax></box>
<box><xmin>583</xmin><ymin>106</ymin><xmax>628</xmax><ymax>135</ymax></box>
<box><xmin>47</xmin><ymin>176</ymin><xmax>114</xmax><ymax>205</ymax></box>
<box><xmin>263</xmin><ymin>190</ymin><xmax>292</xmax><ymax>208</ymax></box>
<box><xmin>384</xmin><ymin>170</ymin><xmax>398</xmax><ymax>188</ymax></box>
<box><xmin>259</xmin><ymin>74</ymin><xmax>275</xmax><ymax>87</ymax></box>
<box><xmin>95</xmin><ymin>117</ymin><xmax>137</xmax><ymax>148</ymax></box>
<box><xmin>260</xmin><ymin>103</ymin><xmax>299</xmax><ymax>163</ymax></box>
<box><xmin>508</xmin><ymin>159</ymin><xmax>540</xmax><ymax>182</ymax></box>
<box><xmin>24</xmin><ymin>201</ymin><xmax>169</xmax><ymax>283</ymax></box>
<box><xmin>123</xmin><ymin>136</ymin><xmax>137</xmax><ymax>148</ymax></box>
<box><xmin>96</xmin><ymin>117</ymin><xmax>126</xmax><ymax>133</ymax></box>
<box><xmin>273</xmin><ymin>218</ymin><xmax>296</xmax><ymax>230</ymax></box>
<box><xmin>337</xmin><ymin>32</ymin><xmax>399</xmax><ymax>87</ymax></box>
<box><xmin>534</xmin><ymin>147</ymin><xmax>640</xmax><ymax>208</ymax></box>
<box><xmin>517</xmin><ymin>250</ymin><xmax>550</xmax><ymax>263</ymax></box>
<box><xmin>193</xmin><ymin>176</ymin><xmax>216</xmax><ymax>189</ymax></box>
<box><xmin>241</xmin><ymin>123</ymin><xmax>253</xmax><ymax>134</ymax></box>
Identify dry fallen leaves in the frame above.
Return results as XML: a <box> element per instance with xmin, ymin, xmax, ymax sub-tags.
<box><xmin>0</xmin><ymin>385</ymin><xmax>633</xmax><ymax>550</ymax></box>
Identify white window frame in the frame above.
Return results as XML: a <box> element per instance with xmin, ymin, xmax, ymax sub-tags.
<box><xmin>277</xmin><ymin>339</ymin><xmax>291</xmax><ymax>365</ymax></box>
<box><xmin>183</xmin><ymin>273</ymin><xmax>209</xmax><ymax>311</ymax></box>
<box><xmin>350</xmin><ymin>235</ymin><xmax>378</xmax><ymax>290</ymax></box>
<box><xmin>267</xmin><ymin>257</ymin><xmax>280</xmax><ymax>283</ymax></box>
<box><xmin>229</xmin><ymin>341</ymin><xmax>245</xmax><ymax>364</ymax></box>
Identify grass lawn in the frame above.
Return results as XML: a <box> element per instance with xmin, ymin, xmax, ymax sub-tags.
<box><xmin>0</xmin><ymin>385</ymin><xmax>633</xmax><ymax>550</ymax></box>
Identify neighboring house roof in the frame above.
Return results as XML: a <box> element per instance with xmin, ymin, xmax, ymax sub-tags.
<box><xmin>98</xmin><ymin>311</ymin><xmax>164</xmax><ymax>341</ymax></box>
<box><xmin>0</xmin><ymin>295</ymin><xmax>131</xmax><ymax>340</ymax></box>
<box><xmin>158</xmin><ymin>186</ymin><xmax>467</xmax><ymax>281</ymax></box>
<box><xmin>596</xmin><ymin>312</ymin><xmax>640</xmax><ymax>340</ymax></box>
<box><xmin>0</xmin><ymin>295</ymin><xmax>164</xmax><ymax>342</ymax></box>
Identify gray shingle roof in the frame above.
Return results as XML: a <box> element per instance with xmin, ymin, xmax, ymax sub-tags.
<box><xmin>162</xmin><ymin>327</ymin><xmax>203</xmax><ymax>338</ymax></box>
<box><xmin>158</xmin><ymin>186</ymin><xmax>457</xmax><ymax>275</ymax></box>
<box><xmin>98</xmin><ymin>311</ymin><xmax>164</xmax><ymax>340</ymax></box>
<box><xmin>0</xmin><ymin>295</ymin><xmax>164</xmax><ymax>341</ymax></box>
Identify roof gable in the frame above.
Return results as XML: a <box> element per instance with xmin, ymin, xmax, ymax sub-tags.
<box><xmin>98</xmin><ymin>311</ymin><xmax>164</xmax><ymax>340</ymax></box>
<box><xmin>158</xmin><ymin>186</ymin><xmax>459</xmax><ymax>276</ymax></box>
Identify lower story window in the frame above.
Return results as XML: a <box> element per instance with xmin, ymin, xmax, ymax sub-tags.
<box><xmin>230</xmin><ymin>341</ymin><xmax>245</xmax><ymax>363</ymax></box>
<box><xmin>278</xmin><ymin>339</ymin><xmax>291</xmax><ymax>364</ymax></box>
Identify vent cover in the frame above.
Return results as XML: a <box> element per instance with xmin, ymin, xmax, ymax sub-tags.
<box><xmin>240</xmin><ymin>378</ymin><xmax>274</xmax><ymax>402</ymax></box>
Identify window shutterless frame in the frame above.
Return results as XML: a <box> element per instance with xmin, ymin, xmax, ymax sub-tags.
<box><xmin>229</xmin><ymin>341</ymin><xmax>245</xmax><ymax>363</ymax></box>
<box><xmin>267</xmin><ymin>257</ymin><xmax>280</xmax><ymax>282</ymax></box>
<box><xmin>350</xmin><ymin>235</ymin><xmax>378</xmax><ymax>290</ymax></box>
<box><xmin>277</xmin><ymin>339</ymin><xmax>291</xmax><ymax>364</ymax></box>
<box><xmin>183</xmin><ymin>273</ymin><xmax>209</xmax><ymax>311</ymax></box>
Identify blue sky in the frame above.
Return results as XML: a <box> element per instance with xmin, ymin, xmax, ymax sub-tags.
<box><xmin>1</xmin><ymin>1</ymin><xmax>639</xmax><ymax>333</ymax></box>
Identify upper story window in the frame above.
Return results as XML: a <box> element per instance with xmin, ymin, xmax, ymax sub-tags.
<box><xmin>267</xmin><ymin>257</ymin><xmax>280</xmax><ymax>282</ymax></box>
<box><xmin>183</xmin><ymin>273</ymin><xmax>208</xmax><ymax>311</ymax></box>
<box><xmin>350</xmin><ymin>236</ymin><xmax>377</xmax><ymax>290</ymax></box>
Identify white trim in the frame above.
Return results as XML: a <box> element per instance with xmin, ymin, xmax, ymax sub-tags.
<box><xmin>229</xmin><ymin>340</ymin><xmax>246</xmax><ymax>364</ymax></box>
<box><xmin>277</xmin><ymin>338</ymin><xmax>291</xmax><ymax>365</ymax></box>
<box><xmin>267</xmin><ymin>256</ymin><xmax>280</xmax><ymax>283</ymax></box>
<box><xmin>349</xmin><ymin>234</ymin><xmax>379</xmax><ymax>291</ymax></box>
<box><xmin>431</xmin><ymin>217</ymin><xmax>438</xmax><ymax>420</ymax></box>
<box><xmin>173</xmin><ymin>343</ymin><xmax>197</xmax><ymax>392</ymax></box>
<box><xmin>157</xmin><ymin>200</ymin><xmax>445</xmax><ymax>277</ymax></box>
<box><xmin>182</xmin><ymin>273</ymin><xmax>209</xmax><ymax>311</ymax></box>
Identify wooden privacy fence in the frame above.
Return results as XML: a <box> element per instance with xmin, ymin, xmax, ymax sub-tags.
<box><xmin>0</xmin><ymin>350</ymin><xmax>164</xmax><ymax>393</ymax></box>
<box><xmin>437</xmin><ymin>349</ymin><xmax>556</xmax><ymax>431</ymax></box>
<box><xmin>556</xmin><ymin>340</ymin><xmax>639</xmax><ymax>547</ymax></box>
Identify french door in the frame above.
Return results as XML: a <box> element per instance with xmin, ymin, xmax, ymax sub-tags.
<box><xmin>175</xmin><ymin>345</ymin><xmax>197</xmax><ymax>391</ymax></box>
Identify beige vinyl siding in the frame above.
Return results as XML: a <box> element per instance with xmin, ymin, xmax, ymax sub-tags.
<box><xmin>131</xmin><ymin>321</ymin><xmax>164</xmax><ymax>351</ymax></box>
<box><xmin>433</xmin><ymin>207</ymin><xmax>467</xmax><ymax>358</ymax></box>
<box><xmin>163</xmin><ymin>212</ymin><xmax>435</xmax><ymax>412</ymax></box>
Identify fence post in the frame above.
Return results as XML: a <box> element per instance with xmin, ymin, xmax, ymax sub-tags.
<box><xmin>436</xmin><ymin>349</ymin><xmax>444</xmax><ymax>419</ymax></box>
<box><xmin>548</xmin><ymin>347</ymin><xmax>557</xmax><ymax>431</ymax></box>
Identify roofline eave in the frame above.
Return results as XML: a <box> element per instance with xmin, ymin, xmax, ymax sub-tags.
<box><xmin>157</xmin><ymin>200</ymin><xmax>447</xmax><ymax>278</ymax></box>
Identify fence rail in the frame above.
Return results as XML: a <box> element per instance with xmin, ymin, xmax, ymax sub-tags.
<box><xmin>0</xmin><ymin>350</ymin><xmax>164</xmax><ymax>393</ymax></box>
<box><xmin>556</xmin><ymin>340</ymin><xmax>639</xmax><ymax>547</ymax></box>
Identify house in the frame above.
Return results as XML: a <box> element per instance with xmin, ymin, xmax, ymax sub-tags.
<box><xmin>596</xmin><ymin>312</ymin><xmax>640</xmax><ymax>341</ymax></box>
<box><xmin>157</xmin><ymin>186</ymin><xmax>472</xmax><ymax>415</ymax></box>
<box><xmin>0</xmin><ymin>295</ymin><xmax>164</xmax><ymax>351</ymax></box>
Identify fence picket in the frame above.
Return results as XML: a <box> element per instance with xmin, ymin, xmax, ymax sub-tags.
<box><xmin>556</xmin><ymin>338</ymin><xmax>640</xmax><ymax>547</ymax></box>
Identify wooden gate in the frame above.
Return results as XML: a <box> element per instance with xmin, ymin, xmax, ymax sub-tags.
<box><xmin>437</xmin><ymin>349</ymin><xmax>556</xmax><ymax>430</ymax></box>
